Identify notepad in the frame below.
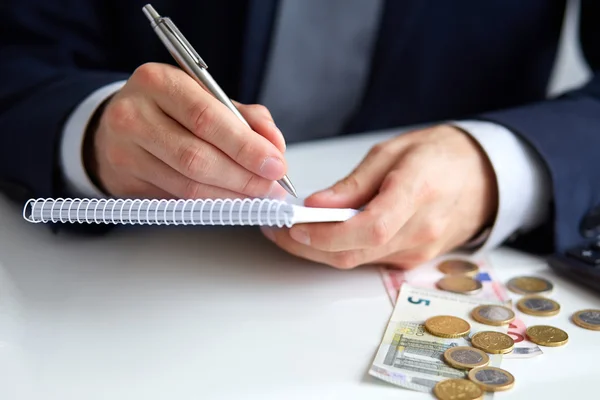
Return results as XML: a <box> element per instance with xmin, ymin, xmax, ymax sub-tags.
<box><xmin>22</xmin><ymin>198</ymin><xmax>359</xmax><ymax>227</ymax></box>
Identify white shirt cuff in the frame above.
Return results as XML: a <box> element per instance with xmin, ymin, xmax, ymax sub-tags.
<box><xmin>449</xmin><ymin>120</ymin><xmax>551</xmax><ymax>252</ymax></box>
<box><xmin>60</xmin><ymin>81</ymin><xmax>127</xmax><ymax>198</ymax></box>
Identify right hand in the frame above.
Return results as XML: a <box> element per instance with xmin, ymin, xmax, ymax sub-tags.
<box><xmin>86</xmin><ymin>62</ymin><xmax>289</xmax><ymax>200</ymax></box>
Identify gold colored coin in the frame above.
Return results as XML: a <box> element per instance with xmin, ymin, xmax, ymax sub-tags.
<box><xmin>572</xmin><ymin>309</ymin><xmax>600</xmax><ymax>331</ymax></box>
<box><xmin>444</xmin><ymin>346</ymin><xmax>490</xmax><ymax>370</ymax></box>
<box><xmin>507</xmin><ymin>276</ymin><xmax>553</xmax><ymax>295</ymax></box>
<box><xmin>471</xmin><ymin>331</ymin><xmax>514</xmax><ymax>354</ymax></box>
<box><xmin>468</xmin><ymin>367</ymin><xmax>515</xmax><ymax>392</ymax></box>
<box><xmin>433</xmin><ymin>378</ymin><xmax>484</xmax><ymax>400</ymax></box>
<box><xmin>516</xmin><ymin>296</ymin><xmax>560</xmax><ymax>316</ymax></box>
<box><xmin>425</xmin><ymin>316</ymin><xmax>471</xmax><ymax>338</ymax></box>
<box><xmin>526</xmin><ymin>325</ymin><xmax>569</xmax><ymax>347</ymax></box>
<box><xmin>437</xmin><ymin>259</ymin><xmax>479</xmax><ymax>277</ymax></box>
<box><xmin>471</xmin><ymin>305</ymin><xmax>516</xmax><ymax>326</ymax></box>
<box><xmin>436</xmin><ymin>276</ymin><xmax>482</xmax><ymax>295</ymax></box>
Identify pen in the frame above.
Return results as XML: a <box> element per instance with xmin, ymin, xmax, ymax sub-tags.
<box><xmin>142</xmin><ymin>4</ymin><xmax>297</xmax><ymax>198</ymax></box>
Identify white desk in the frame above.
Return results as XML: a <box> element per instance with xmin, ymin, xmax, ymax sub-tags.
<box><xmin>0</xmin><ymin>130</ymin><xmax>599</xmax><ymax>400</ymax></box>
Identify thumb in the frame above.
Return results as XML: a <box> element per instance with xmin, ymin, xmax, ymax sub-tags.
<box><xmin>304</xmin><ymin>144</ymin><xmax>400</xmax><ymax>209</ymax></box>
<box><xmin>234</xmin><ymin>102</ymin><xmax>286</xmax><ymax>154</ymax></box>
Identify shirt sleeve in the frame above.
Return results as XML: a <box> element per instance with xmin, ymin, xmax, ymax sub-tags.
<box><xmin>449</xmin><ymin>120</ymin><xmax>553</xmax><ymax>253</ymax></box>
<box><xmin>59</xmin><ymin>81</ymin><xmax>127</xmax><ymax>198</ymax></box>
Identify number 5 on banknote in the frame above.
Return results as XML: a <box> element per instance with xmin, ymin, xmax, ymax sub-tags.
<box><xmin>408</xmin><ymin>297</ymin><xmax>430</xmax><ymax>306</ymax></box>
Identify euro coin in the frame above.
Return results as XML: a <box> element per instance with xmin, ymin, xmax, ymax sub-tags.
<box><xmin>516</xmin><ymin>296</ymin><xmax>560</xmax><ymax>316</ymax></box>
<box><xmin>507</xmin><ymin>276</ymin><xmax>553</xmax><ymax>295</ymax></box>
<box><xmin>437</xmin><ymin>259</ymin><xmax>479</xmax><ymax>277</ymax></box>
<box><xmin>444</xmin><ymin>346</ymin><xmax>490</xmax><ymax>370</ymax></box>
<box><xmin>433</xmin><ymin>378</ymin><xmax>483</xmax><ymax>400</ymax></box>
<box><xmin>471</xmin><ymin>305</ymin><xmax>516</xmax><ymax>326</ymax></box>
<box><xmin>572</xmin><ymin>309</ymin><xmax>600</xmax><ymax>331</ymax></box>
<box><xmin>468</xmin><ymin>367</ymin><xmax>515</xmax><ymax>392</ymax></box>
<box><xmin>425</xmin><ymin>315</ymin><xmax>471</xmax><ymax>338</ymax></box>
<box><xmin>526</xmin><ymin>325</ymin><xmax>568</xmax><ymax>347</ymax></box>
<box><xmin>436</xmin><ymin>276</ymin><xmax>482</xmax><ymax>295</ymax></box>
<box><xmin>471</xmin><ymin>331</ymin><xmax>514</xmax><ymax>354</ymax></box>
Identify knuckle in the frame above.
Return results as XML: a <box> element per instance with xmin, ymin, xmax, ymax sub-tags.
<box><xmin>182</xmin><ymin>179</ymin><xmax>203</xmax><ymax>199</ymax></box>
<box><xmin>369</xmin><ymin>217</ymin><xmax>390</xmax><ymax>246</ymax></box>
<box><xmin>368</xmin><ymin>143</ymin><xmax>387</xmax><ymax>157</ymax></box>
<box><xmin>337</xmin><ymin>174</ymin><xmax>361</xmax><ymax>193</ymax></box>
<box><xmin>132</xmin><ymin>63</ymin><xmax>165</xmax><ymax>88</ymax></box>
<box><xmin>105</xmin><ymin>145</ymin><xmax>130</xmax><ymax>169</ymax></box>
<box><xmin>189</xmin><ymin>102</ymin><xmax>218</xmax><ymax>139</ymax></box>
<box><xmin>103</xmin><ymin>97</ymin><xmax>138</xmax><ymax>133</ymax></box>
<box><xmin>331</xmin><ymin>251</ymin><xmax>360</xmax><ymax>270</ymax></box>
<box><xmin>240</xmin><ymin>174</ymin><xmax>270</xmax><ymax>197</ymax></box>
<box><xmin>405</xmin><ymin>249</ymin><xmax>438</xmax><ymax>265</ymax></box>
<box><xmin>417</xmin><ymin>221</ymin><xmax>445</xmax><ymax>243</ymax></box>
<box><xmin>178</xmin><ymin>146</ymin><xmax>211</xmax><ymax>178</ymax></box>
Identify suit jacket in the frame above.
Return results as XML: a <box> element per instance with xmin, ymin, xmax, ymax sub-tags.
<box><xmin>1</xmin><ymin>0</ymin><xmax>599</xmax><ymax>253</ymax></box>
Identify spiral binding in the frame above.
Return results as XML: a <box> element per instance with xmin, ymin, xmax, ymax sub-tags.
<box><xmin>23</xmin><ymin>198</ymin><xmax>294</xmax><ymax>227</ymax></box>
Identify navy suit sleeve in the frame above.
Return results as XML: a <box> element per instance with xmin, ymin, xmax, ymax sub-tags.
<box><xmin>475</xmin><ymin>0</ymin><xmax>600</xmax><ymax>254</ymax></box>
<box><xmin>0</xmin><ymin>1</ymin><xmax>129</xmax><ymax>204</ymax></box>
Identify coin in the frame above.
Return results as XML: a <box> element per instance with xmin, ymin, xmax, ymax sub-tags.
<box><xmin>468</xmin><ymin>367</ymin><xmax>515</xmax><ymax>392</ymax></box>
<box><xmin>572</xmin><ymin>309</ymin><xmax>600</xmax><ymax>331</ymax></box>
<box><xmin>526</xmin><ymin>325</ymin><xmax>569</xmax><ymax>347</ymax></box>
<box><xmin>433</xmin><ymin>378</ymin><xmax>484</xmax><ymax>400</ymax></box>
<box><xmin>471</xmin><ymin>331</ymin><xmax>514</xmax><ymax>354</ymax></box>
<box><xmin>516</xmin><ymin>296</ymin><xmax>560</xmax><ymax>316</ymax></box>
<box><xmin>506</xmin><ymin>276</ymin><xmax>553</xmax><ymax>295</ymax></box>
<box><xmin>444</xmin><ymin>346</ymin><xmax>490</xmax><ymax>370</ymax></box>
<box><xmin>436</xmin><ymin>276</ymin><xmax>482</xmax><ymax>295</ymax></box>
<box><xmin>471</xmin><ymin>305</ymin><xmax>516</xmax><ymax>326</ymax></box>
<box><xmin>425</xmin><ymin>316</ymin><xmax>471</xmax><ymax>338</ymax></box>
<box><xmin>437</xmin><ymin>259</ymin><xmax>479</xmax><ymax>277</ymax></box>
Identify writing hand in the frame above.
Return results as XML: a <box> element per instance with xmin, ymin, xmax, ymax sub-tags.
<box><xmin>86</xmin><ymin>62</ymin><xmax>289</xmax><ymax>199</ymax></box>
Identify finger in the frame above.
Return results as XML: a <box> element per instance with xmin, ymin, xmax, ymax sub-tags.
<box><xmin>375</xmin><ymin>244</ymin><xmax>444</xmax><ymax>269</ymax></box>
<box><xmin>304</xmin><ymin>140</ymin><xmax>402</xmax><ymax>209</ymax></box>
<box><xmin>288</xmin><ymin>163</ymin><xmax>419</xmax><ymax>252</ymax></box>
<box><xmin>261</xmin><ymin>227</ymin><xmax>374</xmax><ymax>270</ymax></box>
<box><xmin>134</xmin><ymin>63</ymin><xmax>287</xmax><ymax>180</ymax></box>
<box><xmin>234</xmin><ymin>102</ymin><xmax>286</xmax><ymax>153</ymax></box>
<box><xmin>127</xmin><ymin>145</ymin><xmax>264</xmax><ymax>200</ymax></box>
<box><xmin>130</xmin><ymin>102</ymin><xmax>283</xmax><ymax>198</ymax></box>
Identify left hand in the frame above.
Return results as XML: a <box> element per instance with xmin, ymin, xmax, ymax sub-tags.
<box><xmin>260</xmin><ymin>125</ymin><xmax>498</xmax><ymax>269</ymax></box>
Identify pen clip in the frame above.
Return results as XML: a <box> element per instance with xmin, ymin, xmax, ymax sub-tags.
<box><xmin>160</xmin><ymin>17</ymin><xmax>208</xmax><ymax>69</ymax></box>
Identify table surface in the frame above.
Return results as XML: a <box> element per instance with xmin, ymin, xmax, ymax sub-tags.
<box><xmin>1</xmin><ymin>129</ymin><xmax>599</xmax><ymax>400</ymax></box>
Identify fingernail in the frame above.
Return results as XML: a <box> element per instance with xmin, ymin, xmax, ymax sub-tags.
<box><xmin>290</xmin><ymin>227</ymin><xmax>310</xmax><ymax>245</ymax></box>
<box><xmin>260</xmin><ymin>226</ymin><xmax>276</xmax><ymax>242</ymax></box>
<box><xmin>260</xmin><ymin>156</ymin><xmax>285</xmax><ymax>180</ymax></box>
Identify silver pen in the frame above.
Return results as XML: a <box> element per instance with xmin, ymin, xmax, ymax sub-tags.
<box><xmin>142</xmin><ymin>4</ymin><xmax>297</xmax><ymax>198</ymax></box>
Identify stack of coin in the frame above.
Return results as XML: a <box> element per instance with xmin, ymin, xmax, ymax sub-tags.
<box><xmin>437</xmin><ymin>259</ymin><xmax>480</xmax><ymax>277</ymax></box>
<box><xmin>436</xmin><ymin>276</ymin><xmax>482</xmax><ymax>295</ymax></box>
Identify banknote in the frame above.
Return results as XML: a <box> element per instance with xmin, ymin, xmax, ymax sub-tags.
<box><xmin>379</xmin><ymin>255</ymin><xmax>543</xmax><ymax>358</ymax></box>
<box><xmin>369</xmin><ymin>284</ymin><xmax>504</xmax><ymax>397</ymax></box>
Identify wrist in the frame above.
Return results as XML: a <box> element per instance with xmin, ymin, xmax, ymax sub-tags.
<box><xmin>83</xmin><ymin>95</ymin><xmax>113</xmax><ymax>196</ymax></box>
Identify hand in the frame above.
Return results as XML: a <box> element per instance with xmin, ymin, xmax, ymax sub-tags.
<box><xmin>261</xmin><ymin>125</ymin><xmax>498</xmax><ymax>269</ymax></box>
<box><xmin>85</xmin><ymin>62</ymin><xmax>289</xmax><ymax>199</ymax></box>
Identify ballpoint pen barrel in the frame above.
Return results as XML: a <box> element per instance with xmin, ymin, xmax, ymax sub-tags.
<box><xmin>143</xmin><ymin>4</ymin><xmax>297</xmax><ymax>197</ymax></box>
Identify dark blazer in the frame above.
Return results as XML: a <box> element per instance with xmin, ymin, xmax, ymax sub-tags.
<box><xmin>1</xmin><ymin>0</ymin><xmax>599</xmax><ymax>254</ymax></box>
